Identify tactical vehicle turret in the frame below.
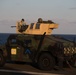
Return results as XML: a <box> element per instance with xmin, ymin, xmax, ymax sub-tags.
<box><xmin>16</xmin><ymin>18</ymin><xmax>58</xmax><ymax>35</ymax></box>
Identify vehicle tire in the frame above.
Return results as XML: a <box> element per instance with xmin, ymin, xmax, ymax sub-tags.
<box><xmin>69</xmin><ymin>54</ymin><xmax>76</xmax><ymax>68</ymax></box>
<box><xmin>0</xmin><ymin>53</ymin><xmax>5</xmax><ymax>67</ymax></box>
<box><xmin>38</xmin><ymin>53</ymin><xmax>55</xmax><ymax>70</ymax></box>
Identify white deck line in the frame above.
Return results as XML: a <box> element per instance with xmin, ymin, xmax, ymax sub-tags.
<box><xmin>0</xmin><ymin>69</ymin><xmax>63</xmax><ymax>75</ymax></box>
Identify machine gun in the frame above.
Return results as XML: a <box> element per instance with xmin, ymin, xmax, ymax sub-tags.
<box><xmin>11</xmin><ymin>26</ymin><xmax>16</xmax><ymax>28</ymax></box>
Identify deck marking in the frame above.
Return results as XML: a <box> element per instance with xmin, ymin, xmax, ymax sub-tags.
<box><xmin>0</xmin><ymin>69</ymin><xmax>63</xmax><ymax>75</ymax></box>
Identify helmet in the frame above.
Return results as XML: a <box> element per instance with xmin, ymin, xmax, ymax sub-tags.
<box><xmin>21</xmin><ymin>19</ymin><xmax>24</xmax><ymax>21</ymax></box>
<box><xmin>38</xmin><ymin>18</ymin><xmax>43</xmax><ymax>23</ymax></box>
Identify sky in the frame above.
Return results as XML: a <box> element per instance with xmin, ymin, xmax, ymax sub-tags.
<box><xmin>0</xmin><ymin>0</ymin><xmax>76</xmax><ymax>34</ymax></box>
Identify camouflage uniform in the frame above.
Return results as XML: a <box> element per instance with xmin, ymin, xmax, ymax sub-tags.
<box><xmin>16</xmin><ymin>19</ymin><xmax>26</xmax><ymax>32</ymax></box>
<box><xmin>16</xmin><ymin>19</ymin><xmax>26</xmax><ymax>27</ymax></box>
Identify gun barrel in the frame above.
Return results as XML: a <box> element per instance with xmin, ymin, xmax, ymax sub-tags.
<box><xmin>11</xmin><ymin>26</ymin><xmax>16</xmax><ymax>28</ymax></box>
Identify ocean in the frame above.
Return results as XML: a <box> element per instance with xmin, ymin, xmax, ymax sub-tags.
<box><xmin>0</xmin><ymin>33</ymin><xmax>14</xmax><ymax>45</ymax></box>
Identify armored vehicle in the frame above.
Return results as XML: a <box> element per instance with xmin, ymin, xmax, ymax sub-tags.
<box><xmin>0</xmin><ymin>18</ymin><xmax>76</xmax><ymax>70</ymax></box>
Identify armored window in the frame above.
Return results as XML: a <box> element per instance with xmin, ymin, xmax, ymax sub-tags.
<box><xmin>11</xmin><ymin>39</ymin><xmax>16</xmax><ymax>43</ymax></box>
<box><xmin>30</xmin><ymin>23</ymin><xmax>34</xmax><ymax>29</ymax></box>
<box><xmin>35</xmin><ymin>23</ymin><xmax>40</xmax><ymax>29</ymax></box>
<box><xmin>24</xmin><ymin>40</ymin><xmax>31</xmax><ymax>44</ymax></box>
<box><xmin>24</xmin><ymin>39</ymin><xmax>32</xmax><ymax>47</ymax></box>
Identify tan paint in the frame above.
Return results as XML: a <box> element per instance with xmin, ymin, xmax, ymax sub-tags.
<box><xmin>16</xmin><ymin>22</ymin><xmax>58</xmax><ymax>35</ymax></box>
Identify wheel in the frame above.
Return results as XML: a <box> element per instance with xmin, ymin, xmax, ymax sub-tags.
<box><xmin>69</xmin><ymin>54</ymin><xmax>76</xmax><ymax>68</ymax></box>
<box><xmin>38</xmin><ymin>53</ymin><xmax>55</xmax><ymax>70</ymax></box>
<box><xmin>0</xmin><ymin>53</ymin><xmax>5</xmax><ymax>67</ymax></box>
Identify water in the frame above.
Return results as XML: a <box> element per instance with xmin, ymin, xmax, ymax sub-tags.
<box><xmin>53</xmin><ymin>34</ymin><xmax>76</xmax><ymax>42</ymax></box>
<box><xmin>0</xmin><ymin>33</ymin><xmax>14</xmax><ymax>45</ymax></box>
